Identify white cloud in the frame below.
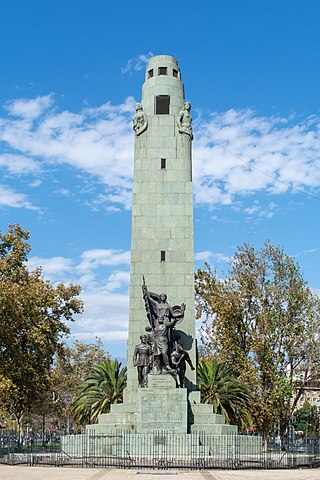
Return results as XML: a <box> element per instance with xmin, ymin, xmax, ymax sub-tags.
<box><xmin>105</xmin><ymin>189</ymin><xmax>132</xmax><ymax>210</ymax></box>
<box><xmin>74</xmin><ymin>330</ymin><xmax>128</xmax><ymax>343</ymax></box>
<box><xmin>55</xmin><ymin>187</ymin><xmax>72</xmax><ymax>197</ymax></box>
<box><xmin>77</xmin><ymin>290</ymin><xmax>129</xmax><ymax>338</ymax></box>
<box><xmin>77</xmin><ymin>249</ymin><xmax>130</xmax><ymax>273</ymax></box>
<box><xmin>294</xmin><ymin>247</ymin><xmax>319</xmax><ymax>258</ymax></box>
<box><xmin>106</xmin><ymin>206</ymin><xmax>121</xmax><ymax>213</ymax></box>
<box><xmin>195</xmin><ymin>250</ymin><xmax>230</xmax><ymax>263</ymax></box>
<box><xmin>85</xmin><ymin>96</ymin><xmax>134</xmax><ymax>115</ymax></box>
<box><xmin>0</xmin><ymin>95</ymin><xmax>135</xmax><ymax>210</ymax></box>
<box><xmin>27</xmin><ymin>251</ymin><xmax>130</xmax><ymax>347</ymax></box>
<box><xmin>27</xmin><ymin>256</ymin><xmax>74</xmax><ymax>279</ymax></box>
<box><xmin>243</xmin><ymin>201</ymin><xmax>277</xmax><ymax>220</ymax></box>
<box><xmin>1</xmin><ymin>96</ymin><xmax>320</xmax><ymax>214</ymax></box>
<box><xmin>0</xmin><ymin>153</ymin><xmax>40</xmax><ymax>175</ymax></box>
<box><xmin>3</xmin><ymin>94</ymin><xmax>53</xmax><ymax>119</ymax></box>
<box><xmin>121</xmin><ymin>52</ymin><xmax>154</xmax><ymax>74</ymax></box>
<box><xmin>303</xmin><ymin>248</ymin><xmax>318</xmax><ymax>254</ymax></box>
<box><xmin>106</xmin><ymin>270</ymin><xmax>130</xmax><ymax>291</ymax></box>
<box><xmin>0</xmin><ymin>184</ymin><xmax>39</xmax><ymax>210</ymax></box>
<box><xmin>194</xmin><ymin>251</ymin><xmax>213</xmax><ymax>261</ymax></box>
<box><xmin>193</xmin><ymin>108</ymin><xmax>320</xmax><ymax>207</ymax></box>
<box><xmin>86</xmin><ymin>190</ymin><xmax>131</xmax><ymax>212</ymax></box>
<box><xmin>28</xmin><ymin>249</ymin><xmax>131</xmax><ymax>283</ymax></box>
<box><xmin>29</xmin><ymin>179</ymin><xmax>42</xmax><ymax>187</ymax></box>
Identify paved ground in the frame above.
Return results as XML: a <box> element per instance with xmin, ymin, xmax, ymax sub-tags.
<box><xmin>1</xmin><ymin>466</ymin><xmax>320</xmax><ymax>480</ymax></box>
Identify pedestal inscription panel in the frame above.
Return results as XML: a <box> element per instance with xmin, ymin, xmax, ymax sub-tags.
<box><xmin>136</xmin><ymin>375</ymin><xmax>188</xmax><ymax>433</ymax></box>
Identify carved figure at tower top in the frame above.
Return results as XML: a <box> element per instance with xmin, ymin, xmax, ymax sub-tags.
<box><xmin>132</xmin><ymin>102</ymin><xmax>148</xmax><ymax>136</ymax></box>
<box><xmin>177</xmin><ymin>101</ymin><xmax>193</xmax><ymax>140</ymax></box>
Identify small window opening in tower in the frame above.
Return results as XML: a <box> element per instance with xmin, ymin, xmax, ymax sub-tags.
<box><xmin>148</xmin><ymin>69</ymin><xmax>154</xmax><ymax>79</ymax></box>
<box><xmin>158</xmin><ymin>67</ymin><xmax>167</xmax><ymax>76</ymax></box>
<box><xmin>161</xmin><ymin>158</ymin><xmax>166</xmax><ymax>169</ymax></box>
<box><xmin>155</xmin><ymin>95</ymin><xmax>170</xmax><ymax>115</ymax></box>
<box><xmin>160</xmin><ymin>250</ymin><xmax>166</xmax><ymax>262</ymax></box>
<box><xmin>173</xmin><ymin>69</ymin><xmax>178</xmax><ymax>78</ymax></box>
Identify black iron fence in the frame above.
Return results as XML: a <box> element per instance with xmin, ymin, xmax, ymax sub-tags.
<box><xmin>1</xmin><ymin>430</ymin><xmax>320</xmax><ymax>470</ymax></box>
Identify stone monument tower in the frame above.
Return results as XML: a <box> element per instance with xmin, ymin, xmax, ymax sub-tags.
<box><xmin>128</xmin><ymin>54</ymin><xmax>196</xmax><ymax>391</ymax></box>
<box><xmin>83</xmin><ymin>55</ymin><xmax>240</xmax><ymax>436</ymax></box>
<box><xmin>63</xmin><ymin>57</ymin><xmax>261</xmax><ymax>458</ymax></box>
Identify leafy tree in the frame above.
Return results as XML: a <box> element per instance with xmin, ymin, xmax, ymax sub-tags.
<box><xmin>197</xmin><ymin>358</ymin><xmax>253</xmax><ymax>429</ymax></box>
<box><xmin>48</xmin><ymin>338</ymin><xmax>108</xmax><ymax>431</ymax></box>
<box><xmin>195</xmin><ymin>241</ymin><xmax>320</xmax><ymax>433</ymax></box>
<box><xmin>21</xmin><ymin>339</ymin><xmax>108</xmax><ymax>437</ymax></box>
<box><xmin>0</xmin><ymin>224</ymin><xmax>83</xmax><ymax>438</ymax></box>
<box><xmin>292</xmin><ymin>403</ymin><xmax>320</xmax><ymax>435</ymax></box>
<box><xmin>71</xmin><ymin>359</ymin><xmax>127</xmax><ymax>425</ymax></box>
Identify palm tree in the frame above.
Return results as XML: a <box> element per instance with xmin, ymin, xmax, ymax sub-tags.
<box><xmin>71</xmin><ymin>359</ymin><xmax>127</xmax><ymax>425</ymax></box>
<box><xmin>197</xmin><ymin>358</ymin><xmax>253</xmax><ymax>429</ymax></box>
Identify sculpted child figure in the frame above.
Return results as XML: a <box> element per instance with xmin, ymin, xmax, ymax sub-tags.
<box><xmin>171</xmin><ymin>343</ymin><xmax>195</xmax><ymax>388</ymax></box>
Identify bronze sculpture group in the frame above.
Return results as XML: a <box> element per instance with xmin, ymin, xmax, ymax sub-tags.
<box><xmin>133</xmin><ymin>277</ymin><xmax>195</xmax><ymax>388</ymax></box>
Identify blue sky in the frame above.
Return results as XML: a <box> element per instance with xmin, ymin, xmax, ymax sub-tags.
<box><xmin>1</xmin><ymin>0</ymin><xmax>320</xmax><ymax>359</ymax></box>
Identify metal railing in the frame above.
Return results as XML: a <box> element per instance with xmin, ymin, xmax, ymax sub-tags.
<box><xmin>1</xmin><ymin>431</ymin><xmax>320</xmax><ymax>470</ymax></box>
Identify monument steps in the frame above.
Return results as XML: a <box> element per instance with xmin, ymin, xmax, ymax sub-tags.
<box><xmin>191</xmin><ymin>424</ymin><xmax>238</xmax><ymax>435</ymax></box>
<box><xmin>190</xmin><ymin>405</ymin><xmax>226</xmax><ymax>424</ymax></box>
<box><xmin>190</xmin><ymin>413</ymin><xmax>227</xmax><ymax>426</ymax></box>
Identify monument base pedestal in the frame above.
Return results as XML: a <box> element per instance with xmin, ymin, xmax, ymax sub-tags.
<box><xmin>85</xmin><ymin>375</ymin><xmax>238</xmax><ymax>436</ymax></box>
<box><xmin>86</xmin><ymin>374</ymin><xmax>188</xmax><ymax>435</ymax></box>
<box><xmin>62</xmin><ymin>375</ymin><xmax>261</xmax><ymax>458</ymax></box>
